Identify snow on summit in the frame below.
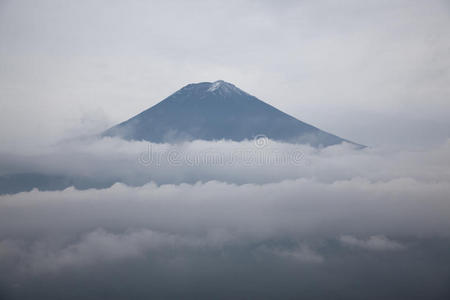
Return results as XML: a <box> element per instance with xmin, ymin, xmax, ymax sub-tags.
<box><xmin>207</xmin><ymin>80</ymin><xmax>244</xmax><ymax>95</ymax></box>
<box><xmin>207</xmin><ymin>80</ymin><xmax>223</xmax><ymax>92</ymax></box>
<box><xmin>103</xmin><ymin>80</ymin><xmax>362</xmax><ymax>147</ymax></box>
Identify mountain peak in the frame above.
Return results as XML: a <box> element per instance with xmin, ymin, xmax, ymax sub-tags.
<box><xmin>176</xmin><ymin>80</ymin><xmax>245</xmax><ymax>98</ymax></box>
<box><xmin>206</xmin><ymin>80</ymin><xmax>245</xmax><ymax>96</ymax></box>
<box><xmin>207</xmin><ymin>80</ymin><xmax>231</xmax><ymax>91</ymax></box>
<box><xmin>207</xmin><ymin>80</ymin><xmax>226</xmax><ymax>91</ymax></box>
<box><xmin>103</xmin><ymin>80</ymin><xmax>362</xmax><ymax>147</ymax></box>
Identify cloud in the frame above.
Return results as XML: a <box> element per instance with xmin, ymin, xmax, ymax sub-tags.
<box><xmin>339</xmin><ymin>235</ymin><xmax>405</xmax><ymax>251</ymax></box>
<box><xmin>7</xmin><ymin>228</ymin><xmax>233</xmax><ymax>274</ymax></box>
<box><xmin>0</xmin><ymin>158</ymin><xmax>449</xmax><ymax>271</ymax></box>
<box><xmin>1</xmin><ymin>137</ymin><xmax>450</xmax><ymax>189</ymax></box>
<box><xmin>1</xmin><ymin>0</ymin><xmax>449</xmax><ymax>297</ymax></box>
<box><xmin>0</xmin><ymin>138</ymin><xmax>449</xmax><ymax>298</ymax></box>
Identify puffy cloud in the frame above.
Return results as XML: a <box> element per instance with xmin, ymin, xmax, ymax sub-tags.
<box><xmin>1</xmin><ymin>137</ymin><xmax>450</xmax><ymax>190</ymax></box>
<box><xmin>1</xmin><ymin>0</ymin><xmax>449</xmax><ymax>297</ymax></box>
<box><xmin>0</xmin><ymin>165</ymin><xmax>449</xmax><ymax>273</ymax></box>
<box><xmin>0</xmin><ymin>138</ymin><xmax>450</xmax><ymax>298</ymax></box>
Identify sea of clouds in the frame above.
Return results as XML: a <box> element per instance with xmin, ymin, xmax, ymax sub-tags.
<box><xmin>0</xmin><ymin>137</ymin><xmax>449</xmax><ymax>299</ymax></box>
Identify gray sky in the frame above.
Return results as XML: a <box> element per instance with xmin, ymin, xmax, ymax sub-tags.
<box><xmin>1</xmin><ymin>0</ymin><xmax>449</xmax><ymax>148</ymax></box>
<box><xmin>1</xmin><ymin>2</ymin><xmax>450</xmax><ymax>297</ymax></box>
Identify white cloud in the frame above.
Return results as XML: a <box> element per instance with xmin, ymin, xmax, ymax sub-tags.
<box><xmin>0</xmin><ymin>138</ymin><xmax>449</xmax><ymax>297</ymax></box>
<box><xmin>0</xmin><ymin>152</ymin><xmax>449</xmax><ymax>274</ymax></box>
<box><xmin>1</xmin><ymin>0</ymin><xmax>449</xmax><ymax>296</ymax></box>
<box><xmin>1</xmin><ymin>137</ymin><xmax>450</xmax><ymax>187</ymax></box>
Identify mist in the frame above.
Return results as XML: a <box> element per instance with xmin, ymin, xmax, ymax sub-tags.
<box><xmin>0</xmin><ymin>137</ymin><xmax>450</xmax><ymax>299</ymax></box>
<box><xmin>1</xmin><ymin>0</ymin><xmax>450</xmax><ymax>299</ymax></box>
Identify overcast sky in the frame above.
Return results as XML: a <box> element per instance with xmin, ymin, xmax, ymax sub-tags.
<box><xmin>1</xmin><ymin>0</ymin><xmax>449</xmax><ymax>148</ymax></box>
<box><xmin>1</xmin><ymin>2</ymin><xmax>450</xmax><ymax>298</ymax></box>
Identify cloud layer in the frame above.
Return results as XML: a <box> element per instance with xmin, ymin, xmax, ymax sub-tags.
<box><xmin>0</xmin><ymin>0</ymin><xmax>449</xmax><ymax>297</ymax></box>
<box><xmin>0</xmin><ymin>138</ymin><xmax>449</xmax><ymax>299</ymax></box>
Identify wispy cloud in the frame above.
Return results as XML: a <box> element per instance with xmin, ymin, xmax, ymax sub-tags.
<box><xmin>339</xmin><ymin>235</ymin><xmax>405</xmax><ymax>251</ymax></box>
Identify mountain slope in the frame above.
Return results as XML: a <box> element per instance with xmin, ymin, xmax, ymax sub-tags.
<box><xmin>103</xmin><ymin>80</ymin><xmax>360</xmax><ymax>147</ymax></box>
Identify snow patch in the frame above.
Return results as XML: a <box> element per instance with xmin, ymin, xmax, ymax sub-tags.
<box><xmin>207</xmin><ymin>81</ymin><xmax>223</xmax><ymax>92</ymax></box>
<box><xmin>207</xmin><ymin>80</ymin><xmax>245</xmax><ymax>96</ymax></box>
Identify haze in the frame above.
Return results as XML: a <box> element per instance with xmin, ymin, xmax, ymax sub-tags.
<box><xmin>0</xmin><ymin>1</ymin><xmax>450</xmax><ymax>299</ymax></box>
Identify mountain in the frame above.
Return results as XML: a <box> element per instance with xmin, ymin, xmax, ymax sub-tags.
<box><xmin>103</xmin><ymin>80</ymin><xmax>361</xmax><ymax>147</ymax></box>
